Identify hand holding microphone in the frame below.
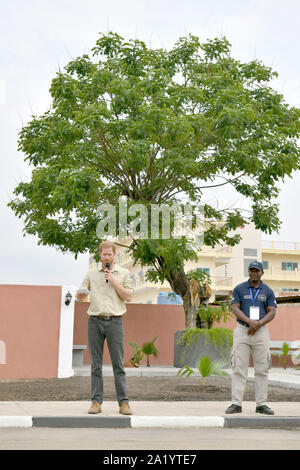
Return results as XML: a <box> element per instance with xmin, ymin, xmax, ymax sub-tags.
<box><xmin>105</xmin><ymin>262</ymin><xmax>110</xmax><ymax>283</ymax></box>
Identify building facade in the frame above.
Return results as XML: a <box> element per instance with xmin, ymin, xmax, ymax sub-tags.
<box><xmin>90</xmin><ymin>226</ymin><xmax>300</xmax><ymax>303</ymax></box>
<box><xmin>261</xmin><ymin>240</ymin><xmax>300</xmax><ymax>295</ymax></box>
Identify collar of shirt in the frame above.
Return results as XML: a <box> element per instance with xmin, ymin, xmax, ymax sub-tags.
<box><xmin>247</xmin><ymin>279</ymin><xmax>263</xmax><ymax>290</ymax></box>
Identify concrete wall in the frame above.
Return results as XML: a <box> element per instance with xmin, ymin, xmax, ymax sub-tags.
<box><xmin>0</xmin><ymin>284</ymin><xmax>77</xmax><ymax>380</ymax></box>
<box><xmin>1</xmin><ymin>284</ymin><xmax>299</xmax><ymax>379</ymax></box>
<box><xmin>0</xmin><ymin>285</ymin><xmax>61</xmax><ymax>379</ymax></box>
<box><xmin>73</xmin><ymin>302</ymin><xmax>300</xmax><ymax>366</ymax></box>
<box><xmin>73</xmin><ymin>303</ymin><xmax>185</xmax><ymax>366</ymax></box>
<box><xmin>218</xmin><ymin>303</ymin><xmax>300</xmax><ymax>341</ymax></box>
<box><xmin>268</xmin><ymin>304</ymin><xmax>300</xmax><ymax>340</ymax></box>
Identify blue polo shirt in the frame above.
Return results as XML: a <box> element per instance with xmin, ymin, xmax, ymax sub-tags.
<box><xmin>231</xmin><ymin>280</ymin><xmax>277</xmax><ymax>325</ymax></box>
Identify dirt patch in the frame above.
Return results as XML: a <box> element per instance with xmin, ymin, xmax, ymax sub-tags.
<box><xmin>0</xmin><ymin>375</ymin><xmax>299</xmax><ymax>402</ymax></box>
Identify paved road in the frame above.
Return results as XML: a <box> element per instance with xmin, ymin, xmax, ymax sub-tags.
<box><xmin>1</xmin><ymin>427</ymin><xmax>300</xmax><ymax>450</ymax></box>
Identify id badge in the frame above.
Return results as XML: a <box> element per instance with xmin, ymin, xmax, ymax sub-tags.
<box><xmin>250</xmin><ymin>306</ymin><xmax>260</xmax><ymax>320</ymax></box>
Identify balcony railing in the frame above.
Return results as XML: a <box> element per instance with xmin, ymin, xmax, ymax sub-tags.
<box><xmin>211</xmin><ymin>276</ymin><xmax>234</xmax><ymax>290</ymax></box>
<box><xmin>132</xmin><ymin>274</ymin><xmax>233</xmax><ymax>292</ymax></box>
<box><xmin>118</xmin><ymin>244</ymin><xmax>233</xmax><ymax>268</ymax></box>
<box><xmin>262</xmin><ymin>240</ymin><xmax>300</xmax><ymax>251</ymax></box>
<box><xmin>195</xmin><ymin>245</ymin><xmax>233</xmax><ymax>258</ymax></box>
<box><xmin>263</xmin><ymin>267</ymin><xmax>300</xmax><ymax>280</ymax></box>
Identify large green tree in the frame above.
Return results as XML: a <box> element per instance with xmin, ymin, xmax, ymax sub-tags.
<box><xmin>9</xmin><ymin>33</ymin><xmax>300</xmax><ymax>326</ymax></box>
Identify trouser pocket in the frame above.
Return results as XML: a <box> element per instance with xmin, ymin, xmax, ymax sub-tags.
<box><xmin>268</xmin><ymin>351</ymin><xmax>272</xmax><ymax>371</ymax></box>
<box><xmin>231</xmin><ymin>351</ymin><xmax>236</xmax><ymax>370</ymax></box>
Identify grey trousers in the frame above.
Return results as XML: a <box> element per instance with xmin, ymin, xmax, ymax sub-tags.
<box><xmin>88</xmin><ymin>316</ymin><xmax>128</xmax><ymax>405</ymax></box>
<box><xmin>231</xmin><ymin>323</ymin><xmax>271</xmax><ymax>406</ymax></box>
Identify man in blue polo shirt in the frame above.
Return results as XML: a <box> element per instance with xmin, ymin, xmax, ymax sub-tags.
<box><xmin>225</xmin><ymin>261</ymin><xmax>277</xmax><ymax>415</ymax></box>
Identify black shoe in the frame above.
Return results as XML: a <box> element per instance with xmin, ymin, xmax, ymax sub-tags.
<box><xmin>256</xmin><ymin>405</ymin><xmax>274</xmax><ymax>415</ymax></box>
<box><xmin>225</xmin><ymin>404</ymin><xmax>242</xmax><ymax>414</ymax></box>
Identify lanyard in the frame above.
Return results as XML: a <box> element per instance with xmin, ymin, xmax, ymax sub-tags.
<box><xmin>249</xmin><ymin>287</ymin><xmax>260</xmax><ymax>305</ymax></box>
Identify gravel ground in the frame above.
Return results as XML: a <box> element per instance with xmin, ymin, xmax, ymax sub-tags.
<box><xmin>0</xmin><ymin>375</ymin><xmax>299</xmax><ymax>401</ymax></box>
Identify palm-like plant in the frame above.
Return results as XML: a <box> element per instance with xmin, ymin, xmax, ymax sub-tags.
<box><xmin>272</xmin><ymin>342</ymin><xmax>290</xmax><ymax>369</ymax></box>
<box><xmin>129</xmin><ymin>342</ymin><xmax>144</xmax><ymax>366</ymax></box>
<box><xmin>141</xmin><ymin>337</ymin><xmax>158</xmax><ymax>367</ymax></box>
<box><xmin>178</xmin><ymin>355</ymin><xmax>229</xmax><ymax>388</ymax></box>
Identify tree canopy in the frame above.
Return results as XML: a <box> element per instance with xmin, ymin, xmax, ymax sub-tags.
<box><xmin>9</xmin><ymin>32</ymin><xmax>300</xmax><ymax>325</ymax></box>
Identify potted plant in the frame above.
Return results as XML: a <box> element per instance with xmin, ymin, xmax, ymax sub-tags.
<box><xmin>174</xmin><ymin>294</ymin><xmax>234</xmax><ymax>368</ymax></box>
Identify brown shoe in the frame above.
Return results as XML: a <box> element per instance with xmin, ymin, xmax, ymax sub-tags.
<box><xmin>88</xmin><ymin>402</ymin><xmax>102</xmax><ymax>414</ymax></box>
<box><xmin>119</xmin><ymin>402</ymin><xmax>132</xmax><ymax>415</ymax></box>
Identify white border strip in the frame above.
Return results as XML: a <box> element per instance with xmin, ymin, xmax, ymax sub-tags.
<box><xmin>0</xmin><ymin>416</ymin><xmax>33</xmax><ymax>428</ymax></box>
<box><xmin>131</xmin><ymin>416</ymin><xmax>225</xmax><ymax>428</ymax></box>
<box><xmin>57</xmin><ymin>285</ymin><xmax>77</xmax><ymax>378</ymax></box>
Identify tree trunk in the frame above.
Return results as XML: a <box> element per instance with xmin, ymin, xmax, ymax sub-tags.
<box><xmin>168</xmin><ymin>269</ymin><xmax>197</xmax><ymax>328</ymax></box>
<box><xmin>167</xmin><ymin>268</ymin><xmax>212</xmax><ymax>328</ymax></box>
<box><xmin>183</xmin><ymin>291</ymin><xmax>198</xmax><ymax>328</ymax></box>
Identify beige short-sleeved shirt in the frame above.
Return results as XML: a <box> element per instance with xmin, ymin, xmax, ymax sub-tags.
<box><xmin>79</xmin><ymin>263</ymin><xmax>135</xmax><ymax>316</ymax></box>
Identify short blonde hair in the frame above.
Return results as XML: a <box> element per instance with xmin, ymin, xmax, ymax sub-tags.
<box><xmin>99</xmin><ymin>241</ymin><xmax>117</xmax><ymax>254</ymax></box>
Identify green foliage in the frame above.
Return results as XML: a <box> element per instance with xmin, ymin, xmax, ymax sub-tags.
<box><xmin>142</xmin><ymin>337</ymin><xmax>158</xmax><ymax>355</ymax></box>
<box><xmin>186</xmin><ymin>268</ymin><xmax>211</xmax><ymax>286</ymax></box>
<box><xmin>177</xmin><ymin>355</ymin><xmax>229</xmax><ymax>387</ymax></box>
<box><xmin>9</xmin><ymin>32</ymin><xmax>300</xmax><ymax>258</ymax></box>
<box><xmin>8</xmin><ymin>32</ymin><xmax>300</xmax><ymax>325</ymax></box>
<box><xmin>282</xmin><ymin>342</ymin><xmax>290</xmax><ymax>356</ymax></box>
<box><xmin>178</xmin><ymin>327</ymin><xmax>233</xmax><ymax>361</ymax></box>
<box><xmin>271</xmin><ymin>342</ymin><xmax>290</xmax><ymax>369</ymax></box>
<box><xmin>142</xmin><ymin>337</ymin><xmax>158</xmax><ymax>367</ymax></box>
<box><xmin>129</xmin><ymin>342</ymin><xmax>144</xmax><ymax>365</ymax></box>
<box><xmin>129</xmin><ymin>337</ymin><xmax>159</xmax><ymax>367</ymax></box>
<box><xmin>130</xmin><ymin>238</ymin><xmax>198</xmax><ymax>286</ymax></box>
<box><xmin>197</xmin><ymin>303</ymin><xmax>234</xmax><ymax>329</ymax></box>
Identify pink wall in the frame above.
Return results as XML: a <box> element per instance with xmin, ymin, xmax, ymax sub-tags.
<box><xmin>218</xmin><ymin>304</ymin><xmax>300</xmax><ymax>341</ymax></box>
<box><xmin>73</xmin><ymin>303</ymin><xmax>185</xmax><ymax>365</ymax></box>
<box><xmin>74</xmin><ymin>302</ymin><xmax>300</xmax><ymax>366</ymax></box>
<box><xmin>1</xmin><ymin>283</ymin><xmax>299</xmax><ymax>380</ymax></box>
<box><xmin>268</xmin><ymin>305</ymin><xmax>300</xmax><ymax>340</ymax></box>
<box><xmin>0</xmin><ymin>285</ymin><xmax>61</xmax><ymax>379</ymax></box>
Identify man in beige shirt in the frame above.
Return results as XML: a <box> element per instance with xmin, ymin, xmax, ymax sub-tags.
<box><xmin>77</xmin><ymin>241</ymin><xmax>134</xmax><ymax>415</ymax></box>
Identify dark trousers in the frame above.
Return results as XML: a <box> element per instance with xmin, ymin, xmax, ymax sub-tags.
<box><xmin>88</xmin><ymin>316</ymin><xmax>128</xmax><ymax>404</ymax></box>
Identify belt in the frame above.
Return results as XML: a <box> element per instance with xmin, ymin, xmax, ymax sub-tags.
<box><xmin>91</xmin><ymin>314</ymin><xmax>115</xmax><ymax>320</ymax></box>
<box><xmin>237</xmin><ymin>320</ymin><xmax>249</xmax><ymax>327</ymax></box>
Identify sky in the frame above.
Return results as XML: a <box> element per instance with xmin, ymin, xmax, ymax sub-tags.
<box><xmin>1</xmin><ymin>0</ymin><xmax>300</xmax><ymax>286</ymax></box>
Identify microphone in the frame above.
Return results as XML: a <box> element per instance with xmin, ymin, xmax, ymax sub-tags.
<box><xmin>105</xmin><ymin>262</ymin><xmax>110</xmax><ymax>283</ymax></box>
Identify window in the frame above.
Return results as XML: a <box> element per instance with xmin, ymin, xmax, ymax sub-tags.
<box><xmin>130</xmin><ymin>274</ymin><xmax>136</xmax><ymax>286</ymax></box>
<box><xmin>146</xmin><ymin>300</ymin><xmax>152</xmax><ymax>304</ymax></box>
<box><xmin>244</xmin><ymin>248</ymin><xmax>258</xmax><ymax>257</ymax></box>
<box><xmin>263</xmin><ymin>261</ymin><xmax>269</xmax><ymax>270</ymax></box>
<box><xmin>157</xmin><ymin>292</ymin><xmax>183</xmax><ymax>305</ymax></box>
<box><xmin>281</xmin><ymin>262</ymin><xmax>298</xmax><ymax>271</ymax></box>
<box><xmin>244</xmin><ymin>259</ymin><xmax>257</xmax><ymax>276</ymax></box>
<box><xmin>195</xmin><ymin>234</ymin><xmax>204</xmax><ymax>243</ymax></box>
<box><xmin>196</xmin><ymin>267</ymin><xmax>210</xmax><ymax>275</ymax></box>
